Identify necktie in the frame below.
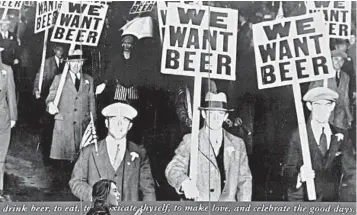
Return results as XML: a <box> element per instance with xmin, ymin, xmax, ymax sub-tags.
<box><xmin>113</xmin><ymin>145</ymin><xmax>121</xmax><ymax>170</ymax></box>
<box><xmin>336</xmin><ymin>71</ymin><xmax>340</xmax><ymax>87</ymax></box>
<box><xmin>75</xmin><ymin>74</ymin><xmax>80</xmax><ymax>91</ymax></box>
<box><xmin>319</xmin><ymin>127</ymin><xmax>328</xmax><ymax>156</ymax></box>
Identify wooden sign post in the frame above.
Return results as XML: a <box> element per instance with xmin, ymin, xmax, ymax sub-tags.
<box><xmin>252</xmin><ymin>13</ymin><xmax>335</xmax><ymax>200</ymax></box>
<box><xmin>35</xmin><ymin>1</ymin><xmax>62</xmax><ymax>96</ymax></box>
<box><xmin>50</xmin><ymin>2</ymin><xmax>108</xmax><ymax>106</ymax></box>
<box><xmin>161</xmin><ymin>3</ymin><xmax>238</xmax><ymax>187</ymax></box>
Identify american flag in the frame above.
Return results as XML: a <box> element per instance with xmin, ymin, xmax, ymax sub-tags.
<box><xmin>80</xmin><ymin>112</ymin><xmax>98</xmax><ymax>153</ymax></box>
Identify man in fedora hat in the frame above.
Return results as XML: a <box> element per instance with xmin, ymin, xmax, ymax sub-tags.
<box><xmin>46</xmin><ymin>49</ymin><xmax>96</xmax><ymax>190</ymax></box>
<box><xmin>0</xmin><ymin>44</ymin><xmax>17</xmax><ymax>201</ymax></box>
<box><xmin>284</xmin><ymin>87</ymin><xmax>346</xmax><ymax>201</ymax></box>
<box><xmin>166</xmin><ymin>92</ymin><xmax>252</xmax><ymax>201</ymax></box>
<box><xmin>69</xmin><ymin>102</ymin><xmax>156</xmax><ymax>201</ymax></box>
<box><xmin>309</xmin><ymin>50</ymin><xmax>353</xmax><ymax>130</ymax></box>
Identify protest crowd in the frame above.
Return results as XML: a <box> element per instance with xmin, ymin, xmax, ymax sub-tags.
<box><xmin>0</xmin><ymin>1</ymin><xmax>355</xmax><ymax>204</ymax></box>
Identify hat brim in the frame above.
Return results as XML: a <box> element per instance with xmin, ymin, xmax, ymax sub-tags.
<box><xmin>65</xmin><ymin>58</ymin><xmax>86</xmax><ymax>62</ymax></box>
<box><xmin>198</xmin><ymin>107</ymin><xmax>234</xmax><ymax>112</ymax></box>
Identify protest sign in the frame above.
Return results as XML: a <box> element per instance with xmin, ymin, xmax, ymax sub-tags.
<box><xmin>129</xmin><ymin>1</ymin><xmax>156</xmax><ymax>14</ymax></box>
<box><xmin>51</xmin><ymin>1</ymin><xmax>108</xmax><ymax>47</ymax></box>
<box><xmin>306</xmin><ymin>1</ymin><xmax>351</xmax><ymax>39</ymax></box>
<box><xmin>253</xmin><ymin>13</ymin><xmax>334</xmax><ymax>89</ymax></box>
<box><xmin>23</xmin><ymin>1</ymin><xmax>35</xmax><ymax>7</ymax></box>
<box><xmin>0</xmin><ymin>1</ymin><xmax>23</xmax><ymax>19</ymax></box>
<box><xmin>160</xmin><ymin>2</ymin><xmax>237</xmax><ymax>184</ymax></box>
<box><xmin>161</xmin><ymin>3</ymin><xmax>238</xmax><ymax>81</ymax></box>
<box><xmin>35</xmin><ymin>1</ymin><xmax>62</xmax><ymax>34</ymax></box>
<box><xmin>253</xmin><ymin>13</ymin><xmax>334</xmax><ymax>200</ymax></box>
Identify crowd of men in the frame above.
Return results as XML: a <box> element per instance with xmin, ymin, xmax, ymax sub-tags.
<box><xmin>0</xmin><ymin>1</ymin><xmax>355</xmax><ymax>203</ymax></box>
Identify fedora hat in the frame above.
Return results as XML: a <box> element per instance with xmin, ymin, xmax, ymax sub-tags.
<box><xmin>198</xmin><ymin>92</ymin><xmax>234</xmax><ymax>112</ymax></box>
<box><xmin>102</xmin><ymin>102</ymin><xmax>138</xmax><ymax>120</ymax></box>
<box><xmin>65</xmin><ymin>49</ymin><xmax>86</xmax><ymax>61</ymax></box>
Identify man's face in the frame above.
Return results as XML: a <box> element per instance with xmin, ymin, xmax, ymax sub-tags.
<box><xmin>107</xmin><ymin>183</ymin><xmax>120</xmax><ymax>207</ymax></box>
<box><xmin>106</xmin><ymin>116</ymin><xmax>132</xmax><ymax>140</ymax></box>
<box><xmin>332</xmin><ymin>56</ymin><xmax>344</xmax><ymax>70</ymax></box>
<box><xmin>1</xmin><ymin>23</ymin><xmax>9</xmax><ymax>32</ymax></box>
<box><xmin>122</xmin><ymin>36</ymin><xmax>134</xmax><ymax>59</ymax></box>
<box><xmin>308</xmin><ymin>100</ymin><xmax>335</xmax><ymax>123</ymax></box>
<box><xmin>335</xmin><ymin>44</ymin><xmax>348</xmax><ymax>52</ymax></box>
<box><xmin>54</xmin><ymin>47</ymin><xmax>64</xmax><ymax>59</ymax></box>
<box><xmin>202</xmin><ymin>110</ymin><xmax>228</xmax><ymax>130</ymax></box>
<box><xmin>68</xmin><ymin>60</ymin><xmax>83</xmax><ymax>74</ymax></box>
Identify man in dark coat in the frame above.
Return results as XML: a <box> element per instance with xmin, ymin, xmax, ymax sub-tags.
<box><xmin>284</xmin><ymin>87</ymin><xmax>345</xmax><ymax>202</ymax></box>
<box><xmin>69</xmin><ymin>102</ymin><xmax>156</xmax><ymax>201</ymax></box>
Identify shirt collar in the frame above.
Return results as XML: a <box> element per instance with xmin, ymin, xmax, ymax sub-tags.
<box><xmin>106</xmin><ymin>135</ymin><xmax>127</xmax><ymax>146</ymax></box>
<box><xmin>311</xmin><ymin>120</ymin><xmax>331</xmax><ymax>136</ymax></box>
<box><xmin>69</xmin><ymin>71</ymin><xmax>80</xmax><ymax>81</ymax></box>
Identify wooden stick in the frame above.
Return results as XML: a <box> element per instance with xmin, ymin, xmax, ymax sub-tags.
<box><xmin>189</xmin><ymin>76</ymin><xmax>202</xmax><ymax>185</ymax></box>
<box><xmin>292</xmin><ymin>83</ymin><xmax>316</xmax><ymax>200</ymax></box>
<box><xmin>53</xmin><ymin>43</ymin><xmax>76</xmax><ymax>106</ymax></box>
<box><xmin>38</xmin><ymin>29</ymin><xmax>49</xmax><ymax>95</ymax></box>
<box><xmin>323</xmin><ymin>78</ymin><xmax>328</xmax><ymax>87</ymax></box>
<box><xmin>1</xmin><ymin>8</ymin><xmax>8</xmax><ymax>20</ymax></box>
<box><xmin>186</xmin><ymin>86</ymin><xmax>192</xmax><ymax>120</ymax></box>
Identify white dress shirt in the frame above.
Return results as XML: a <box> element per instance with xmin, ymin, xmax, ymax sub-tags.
<box><xmin>207</xmin><ymin>128</ymin><xmax>223</xmax><ymax>156</ymax></box>
<box><xmin>106</xmin><ymin>136</ymin><xmax>127</xmax><ymax>170</ymax></box>
<box><xmin>69</xmin><ymin>71</ymin><xmax>81</xmax><ymax>84</ymax></box>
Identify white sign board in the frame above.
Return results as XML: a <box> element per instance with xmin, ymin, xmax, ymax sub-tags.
<box><xmin>129</xmin><ymin>1</ymin><xmax>156</xmax><ymax>14</ymax></box>
<box><xmin>35</xmin><ymin>1</ymin><xmax>62</xmax><ymax>34</ymax></box>
<box><xmin>50</xmin><ymin>2</ymin><xmax>108</xmax><ymax>46</ymax></box>
<box><xmin>306</xmin><ymin>1</ymin><xmax>352</xmax><ymax>39</ymax></box>
<box><xmin>161</xmin><ymin>3</ymin><xmax>238</xmax><ymax>81</ymax></box>
<box><xmin>253</xmin><ymin>13</ymin><xmax>334</xmax><ymax>89</ymax></box>
<box><xmin>0</xmin><ymin>1</ymin><xmax>23</xmax><ymax>10</ymax></box>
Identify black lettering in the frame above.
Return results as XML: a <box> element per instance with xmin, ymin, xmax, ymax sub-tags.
<box><xmin>200</xmin><ymin>53</ymin><xmax>212</xmax><ymax>72</ymax></box>
<box><xmin>53</xmin><ymin>27</ymin><xmax>65</xmax><ymax>39</ymax></box>
<box><xmin>279</xmin><ymin>62</ymin><xmax>293</xmax><ymax>81</ymax></box>
<box><xmin>68</xmin><ymin>3</ymin><xmax>87</xmax><ymax>13</ymax></box>
<box><xmin>312</xmin><ymin>56</ymin><xmax>328</xmax><ymax>75</ymax></box>
<box><xmin>220</xmin><ymin>32</ymin><xmax>233</xmax><ymax>52</ymax></box>
<box><xmin>92</xmin><ymin>17</ymin><xmax>101</xmax><ymax>30</ymax></box>
<box><xmin>166</xmin><ymin>49</ymin><xmax>180</xmax><ymax>69</ymax></box>
<box><xmin>210</xmin><ymin>11</ymin><xmax>227</xmax><ymax>29</ymax></box>
<box><xmin>330</xmin><ymin>10</ymin><xmax>339</xmax><ymax>22</ymax></box>
<box><xmin>296</xmin><ymin>59</ymin><xmax>309</xmax><ymax>79</ymax></box>
<box><xmin>59</xmin><ymin>14</ymin><xmax>73</xmax><ymax>26</ymax></box>
<box><xmin>70</xmin><ymin>15</ymin><xmax>80</xmax><ymax>28</ymax></box>
<box><xmin>184</xmin><ymin>52</ymin><xmax>195</xmax><ymax>71</ymax></box>
<box><xmin>329</xmin><ymin>23</ymin><xmax>337</xmax><ymax>35</ymax></box>
<box><xmin>296</xmin><ymin>17</ymin><xmax>315</xmax><ymax>35</ymax></box>
<box><xmin>187</xmin><ymin>28</ymin><xmax>199</xmax><ymax>49</ymax></box>
<box><xmin>334</xmin><ymin>1</ymin><xmax>344</xmax><ymax>9</ymax></box>
<box><xmin>217</xmin><ymin>54</ymin><xmax>231</xmax><ymax>75</ymax></box>
<box><xmin>160</xmin><ymin>10</ymin><xmax>167</xmax><ymax>26</ymax></box>
<box><xmin>81</xmin><ymin>16</ymin><xmax>92</xmax><ymax>29</ymax></box>
<box><xmin>259</xmin><ymin>43</ymin><xmax>277</xmax><ymax>63</ymax></box>
<box><xmin>261</xmin><ymin>65</ymin><xmax>276</xmax><ymax>84</ymax></box>
<box><xmin>314</xmin><ymin>1</ymin><xmax>330</xmax><ymax>8</ymax></box>
<box><xmin>263</xmin><ymin>22</ymin><xmax>291</xmax><ymax>40</ymax></box>
<box><xmin>88</xmin><ymin>5</ymin><xmax>101</xmax><ymax>16</ymax></box>
<box><xmin>169</xmin><ymin>26</ymin><xmax>187</xmax><ymax>47</ymax></box>
<box><xmin>279</xmin><ymin>40</ymin><xmax>293</xmax><ymax>60</ymax></box>
<box><xmin>38</xmin><ymin>2</ymin><xmax>44</xmax><ymax>15</ymax></box>
<box><xmin>203</xmin><ymin>30</ymin><xmax>217</xmax><ymax>51</ymax></box>
<box><xmin>87</xmin><ymin>31</ymin><xmax>98</xmax><ymax>44</ymax></box>
<box><xmin>309</xmin><ymin>34</ymin><xmax>323</xmax><ymax>54</ymax></box>
<box><xmin>36</xmin><ymin>17</ymin><xmax>41</xmax><ymax>31</ymax></box>
<box><xmin>339</xmin><ymin>24</ymin><xmax>348</xmax><ymax>36</ymax></box>
<box><xmin>66</xmin><ymin>29</ymin><xmax>75</xmax><ymax>40</ymax></box>
<box><xmin>14</xmin><ymin>1</ymin><xmax>21</xmax><ymax>7</ymax></box>
<box><xmin>177</xmin><ymin>7</ymin><xmax>205</xmax><ymax>25</ymax></box>
<box><xmin>340</xmin><ymin>10</ymin><xmax>348</xmax><ymax>22</ymax></box>
<box><xmin>293</xmin><ymin>37</ymin><xmax>309</xmax><ymax>57</ymax></box>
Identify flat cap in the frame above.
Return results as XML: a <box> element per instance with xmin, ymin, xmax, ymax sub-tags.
<box><xmin>102</xmin><ymin>102</ymin><xmax>138</xmax><ymax>120</ymax></box>
<box><xmin>303</xmin><ymin>87</ymin><xmax>339</xmax><ymax>102</ymax></box>
<box><xmin>331</xmin><ymin>49</ymin><xmax>348</xmax><ymax>59</ymax></box>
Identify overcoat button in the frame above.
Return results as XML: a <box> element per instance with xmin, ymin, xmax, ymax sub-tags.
<box><xmin>210</xmin><ymin>189</ymin><xmax>214</xmax><ymax>192</ymax></box>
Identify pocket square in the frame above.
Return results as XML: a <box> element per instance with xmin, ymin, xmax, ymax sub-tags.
<box><xmin>335</xmin><ymin>151</ymin><xmax>342</xmax><ymax>156</ymax></box>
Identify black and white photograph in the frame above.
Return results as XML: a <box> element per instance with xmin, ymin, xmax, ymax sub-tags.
<box><xmin>0</xmin><ymin>0</ymin><xmax>355</xmax><ymax>211</ymax></box>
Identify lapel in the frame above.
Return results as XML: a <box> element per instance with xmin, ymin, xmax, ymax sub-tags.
<box><xmin>307</xmin><ymin>120</ymin><xmax>324</xmax><ymax>159</ymax></box>
<box><xmin>77</xmin><ymin>74</ymin><xmax>86</xmax><ymax>95</ymax></box>
<box><xmin>92</xmin><ymin>140</ymin><xmax>115</xmax><ymax>179</ymax></box>
<box><xmin>223</xmin><ymin>130</ymin><xmax>233</xmax><ymax>179</ymax></box>
<box><xmin>119</xmin><ymin>141</ymin><xmax>139</xmax><ymax>183</ymax></box>
<box><xmin>198</xmin><ymin>128</ymin><xmax>219</xmax><ymax>170</ymax></box>
<box><xmin>65</xmin><ymin>72</ymin><xmax>77</xmax><ymax>93</ymax></box>
<box><xmin>324</xmin><ymin>125</ymin><xmax>343</xmax><ymax>169</ymax></box>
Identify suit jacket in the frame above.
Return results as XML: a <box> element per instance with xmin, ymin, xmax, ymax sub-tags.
<box><xmin>0</xmin><ymin>31</ymin><xmax>19</xmax><ymax>65</ymax></box>
<box><xmin>0</xmin><ymin>63</ymin><xmax>17</xmax><ymax>131</ymax></box>
<box><xmin>283</xmin><ymin>121</ymin><xmax>345</xmax><ymax>201</ymax></box>
<box><xmin>340</xmin><ymin>129</ymin><xmax>356</xmax><ymax>202</ymax></box>
<box><xmin>33</xmin><ymin>56</ymin><xmax>64</xmax><ymax>97</ymax></box>
<box><xmin>46</xmin><ymin>72</ymin><xmax>96</xmax><ymax>161</ymax></box>
<box><xmin>69</xmin><ymin>139</ymin><xmax>156</xmax><ymax>201</ymax></box>
<box><xmin>309</xmin><ymin>71</ymin><xmax>353</xmax><ymax>129</ymax></box>
<box><xmin>165</xmin><ymin>128</ymin><xmax>252</xmax><ymax>201</ymax></box>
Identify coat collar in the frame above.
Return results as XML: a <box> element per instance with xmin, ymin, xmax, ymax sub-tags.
<box><xmin>65</xmin><ymin>71</ymin><xmax>87</xmax><ymax>94</ymax></box>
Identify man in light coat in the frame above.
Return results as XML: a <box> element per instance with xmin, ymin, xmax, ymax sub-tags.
<box><xmin>46</xmin><ymin>49</ymin><xmax>96</xmax><ymax>189</ymax></box>
<box><xmin>166</xmin><ymin>92</ymin><xmax>252</xmax><ymax>201</ymax></box>
<box><xmin>0</xmin><ymin>45</ymin><xmax>17</xmax><ymax>201</ymax></box>
<box><xmin>69</xmin><ymin>102</ymin><xmax>156</xmax><ymax>201</ymax></box>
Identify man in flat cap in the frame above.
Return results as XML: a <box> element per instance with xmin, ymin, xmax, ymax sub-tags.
<box><xmin>284</xmin><ymin>87</ymin><xmax>346</xmax><ymax>201</ymax></box>
<box><xmin>69</xmin><ymin>102</ymin><xmax>156</xmax><ymax>201</ymax></box>
<box><xmin>309</xmin><ymin>50</ymin><xmax>353</xmax><ymax>130</ymax></box>
<box><xmin>166</xmin><ymin>92</ymin><xmax>252</xmax><ymax>201</ymax></box>
<box><xmin>46</xmin><ymin>49</ymin><xmax>96</xmax><ymax>190</ymax></box>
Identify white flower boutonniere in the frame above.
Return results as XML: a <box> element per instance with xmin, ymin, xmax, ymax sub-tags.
<box><xmin>227</xmin><ymin>146</ymin><xmax>235</xmax><ymax>156</ymax></box>
<box><xmin>335</xmin><ymin>133</ymin><xmax>344</xmax><ymax>141</ymax></box>
<box><xmin>1</xmin><ymin>70</ymin><xmax>7</xmax><ymax>76</ymax></box>
<box><xmin>85</xmin><ymin>80</ymin><xmax>90</xmax><ymax>85</ymax></box>
<box><xmin>9</xmin><ymin>36</ymin><xmax>13</xmax><ymax>40</ymax></box>
<box><xmin>130</xmin><ymin>152</ymin><xmax>139</xmax><ymax>161</ymax></box>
